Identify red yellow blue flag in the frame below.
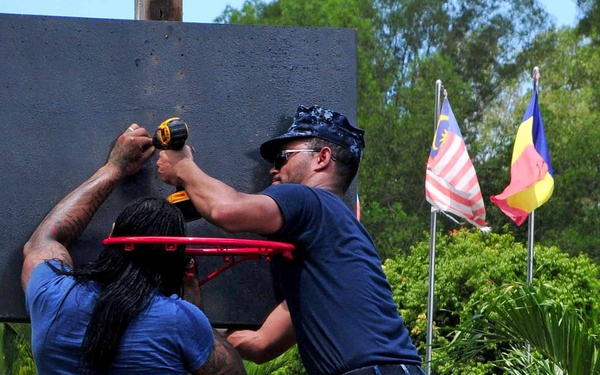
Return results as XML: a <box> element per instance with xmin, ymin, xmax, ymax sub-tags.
<box><xmin>491</xmin><ymin>90</ymin><xmax>554</xmax><ymax>226</ymax></box>
<box><xmin>426</xmin><ymin>98</ymin><xmax>486</xmax><ymax>228</ymax></box>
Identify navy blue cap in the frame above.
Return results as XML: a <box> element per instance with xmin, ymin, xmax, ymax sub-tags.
<box><xmin>260</xmin><ymin>105</ymin><xmax>365</xmax><ymax>163</ymax></box>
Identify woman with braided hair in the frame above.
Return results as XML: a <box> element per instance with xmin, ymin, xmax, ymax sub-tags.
<box><xmin>22</xmin><ymin>124</ymin><xmax>245</xmax><ymax>374</ymax></box>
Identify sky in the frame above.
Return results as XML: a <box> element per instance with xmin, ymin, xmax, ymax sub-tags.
<box><xmin>0</xmin><ymin>0</ymin><xmax>580</xmax><ymax>26</ymax></box>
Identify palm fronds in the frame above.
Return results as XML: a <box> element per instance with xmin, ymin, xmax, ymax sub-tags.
<box><xmin>450</xmin><ymin>284</ymin><xmax>600</xmax><ymax>375</ymax></box>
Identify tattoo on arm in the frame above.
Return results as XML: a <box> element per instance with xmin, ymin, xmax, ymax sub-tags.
<box><xmin>196</xmin><ymin>330</ymin><xmax>246</xmax><ymax>375</ymax></box>
<box><xmin>22</xmin><ymin>165</ymin><xmax>122</xmax><ymax>288</ymax></box>
<box><xmin>42</xmin><ymin>173</ymin><xmax>117</xmax><ymax>247</ymax></box>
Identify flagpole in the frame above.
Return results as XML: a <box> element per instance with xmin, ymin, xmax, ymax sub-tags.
<box><xmin>527</xmin><ymin>210</ymin><xmax>534</xmax><ymax>284</ymax></box>
<box><xmin>527</xmin><ymin>66</ymin><xmax>540</xmax><ymax>286</ymax></box>
<box><xmin>426</xmin><ymin>80</ymin><xmax>443</xmax><ymax>375</ymax></box>
<box><xmin>525</xmin><ymin>66</ymin><xmax>540</xmax><ymax>361</ymax></box>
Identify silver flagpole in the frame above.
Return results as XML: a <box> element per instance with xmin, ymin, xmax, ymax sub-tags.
<box><xmin>525</xmin><ymin>208</ymin><xmax>534</xmax><ymax>360</ymax></box>
<box><xmin>525</xmin><ymin>66</ymin><xmax>540</xmax><ymax>360</ymax></box>
<box><xmin>527</xmin><ymin>210</ymin><xmax>535</xmax><ymax>284</ymax></box>
<box><xmin>527</xmin><ymin>66</ymin><xmax>540</xmax><ymax>286</ymax></box>
<box><xmin>426</xmin><ymin>80</ymin><xmax>443</xmax><ymax>375</ymax></box>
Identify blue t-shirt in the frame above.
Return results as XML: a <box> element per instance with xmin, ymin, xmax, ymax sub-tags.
<box><xmin>262</xmin><ymin>184</ymin><xmax>422</xmax><ymax>375</ymax></box>
<box><xmin>25</xmin><ymin>260</ymin><xmax>214</xmax><ymax>374</ymax></box>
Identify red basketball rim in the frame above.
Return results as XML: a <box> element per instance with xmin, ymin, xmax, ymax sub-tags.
<box><xmin>102</xmin><ymin>236</ymin><xmax>294</xmax><ymax>258</ymax></box>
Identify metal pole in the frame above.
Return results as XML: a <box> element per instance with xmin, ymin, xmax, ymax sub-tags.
<box><xmin>525</xmin><ymin>210</ymin><xmax>534</xmax><ymax>360</ymax></box>
<box><xmin>525</xmin><ymin>66</ymin><xmax>540</xmax><ymax>361</ymax></box>
<box><xmin>426</xmin><ymin>79</ymin><xmax>443</xmax><ymax>375</ymax></box>
<box><xmin>526</xmin><ymin>210</ymin><xmax>535</xmax><ymax>284</ymax></box>
<box><xmin>527</xmin><ymin>66</ymin><xmax>540</xmax><ymax>287</ymax></box>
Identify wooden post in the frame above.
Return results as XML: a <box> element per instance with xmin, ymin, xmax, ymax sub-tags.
<box><xmin>135</xmin><ymin>0</ymin><xmax>182</xmax><ymax>21</ymax></box>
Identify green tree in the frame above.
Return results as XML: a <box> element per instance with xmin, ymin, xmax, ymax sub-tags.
<box><xmin>576</xmin><ymin>0</ymin><xmax>600</xmax><ymax>43</ymax></box>
<box><xmin>364</xmin><ymin>0</ymin><xmax>552</xmax><ymax>235</ymax></box>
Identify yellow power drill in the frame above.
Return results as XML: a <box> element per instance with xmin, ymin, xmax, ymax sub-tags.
<box><xmin>153</xmin><ymin>117</ymin><xmax>202</xmax><ymax>221</ymax></box>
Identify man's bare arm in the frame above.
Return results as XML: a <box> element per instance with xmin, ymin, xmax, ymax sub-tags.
<box><xmin>226</xmin><ymin>301</ymin><xmax>295</xmax><ymax>364</ymax></box>
<box><xmin>156</xmin><ymin>147</ymin><xmax>283</xmax><ymax>234</ymax></box>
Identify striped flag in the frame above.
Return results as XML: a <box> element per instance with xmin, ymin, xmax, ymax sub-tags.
<box><xmin>490</xmin><ymin>90</ymin><xmax>553</xmax><ymax>226</ymax></box>
<box><xmin>425</xmin><ymin>98</ymin><xmax>486</xmax><ymax>228</ymax></box>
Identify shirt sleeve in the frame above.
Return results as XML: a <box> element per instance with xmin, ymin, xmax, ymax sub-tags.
<box><xmin>25</xmin><ymin>260</ymin><xmax>72</xmax><ymax>316</ymax></box>
<box><xmin>261</xmin><ymin>184</ymin><xmax>318</xmax><ymax>241</ymax></box>
<box><xmin>176</xmin><ymin>300</ymin><xmax>215</xmax><ymax>371</ymax></box>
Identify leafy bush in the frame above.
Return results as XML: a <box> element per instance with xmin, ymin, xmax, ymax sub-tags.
<box><xmin>383</xmin><ymin>228</ymin><xmax>600</xmax><ymax>375</ymax></box>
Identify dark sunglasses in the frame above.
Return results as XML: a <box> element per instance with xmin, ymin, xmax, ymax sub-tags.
<box><xmin>273</xmin><ymin>149</ymin><xmax>321</xmax><ymax>169</ymax></box>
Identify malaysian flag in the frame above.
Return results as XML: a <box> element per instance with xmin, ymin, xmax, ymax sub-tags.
<box><xmin>425</xmin><ymin>98</ymin><xmax>486</xmax><ymax>228</ymax></box>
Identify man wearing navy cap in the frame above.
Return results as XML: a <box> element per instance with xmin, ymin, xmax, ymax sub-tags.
<box><xmin>157</xmin><ymin>105</ymin><xmax>425</xmax><ymax>375</ymax></box>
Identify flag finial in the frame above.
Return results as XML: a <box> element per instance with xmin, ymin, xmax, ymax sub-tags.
<box><xmin>533</xmin><ymin>66</ymin><xmax>540</xmax><ymax>92</ymax></box>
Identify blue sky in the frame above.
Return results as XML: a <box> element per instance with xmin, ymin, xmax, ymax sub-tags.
<box><xmin>0</xmin><ymin>0</ymin><xmax>579</xmax><ymax>26</ymax></box>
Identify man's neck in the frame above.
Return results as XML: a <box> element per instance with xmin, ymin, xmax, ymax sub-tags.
<box><xmin>302</xmin><ymin>176</ymin><xmax>344</xmax><ymax>198</ymax></box>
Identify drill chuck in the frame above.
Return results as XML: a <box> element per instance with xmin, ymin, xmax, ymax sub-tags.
<box><xmin>153</xmin><ymin>117</ymin><xmax>189</xmax><ymax>150</ymax></box>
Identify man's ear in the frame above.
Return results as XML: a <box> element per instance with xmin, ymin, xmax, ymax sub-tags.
<box><xmin>314</xmin><ymin>147</ymin><xmax>334</xmax><ymax>171</ymax></box>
